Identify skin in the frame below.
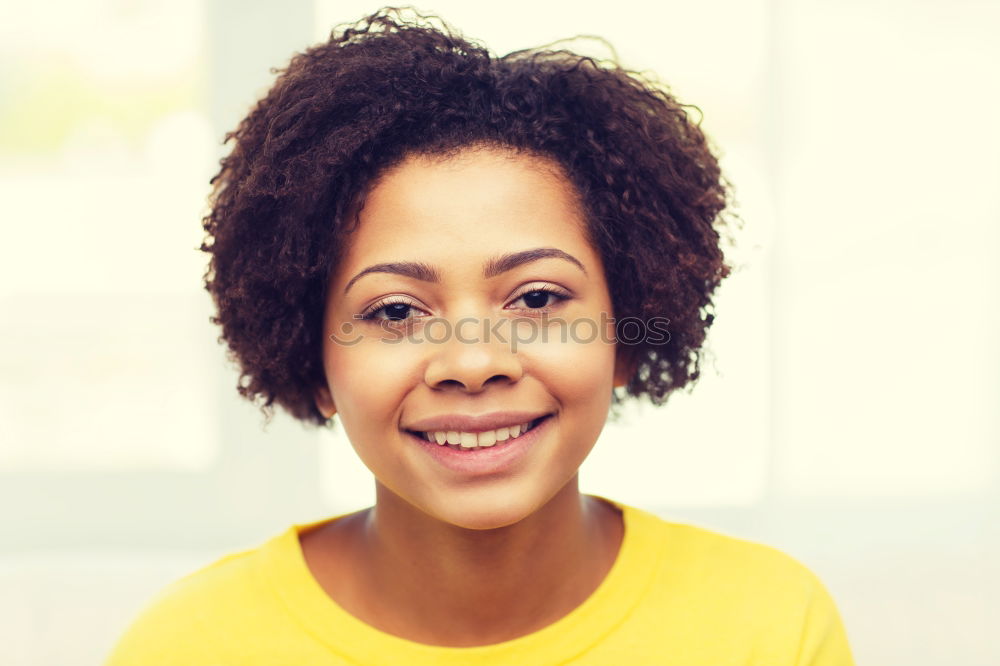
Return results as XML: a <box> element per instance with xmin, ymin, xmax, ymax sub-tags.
<box><xmin>308</xmin><ymin>146</ymin><xmax>631</xmax><ymax>646</ymax></box>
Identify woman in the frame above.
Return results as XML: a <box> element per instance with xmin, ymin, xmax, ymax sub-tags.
<box><xmin>107</xmin><ymin>8</ymin><xmax>855</xmax><ymax>664</ymax></box>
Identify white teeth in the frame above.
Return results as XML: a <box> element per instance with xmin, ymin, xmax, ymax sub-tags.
<box><xmin>478</xmin><ymin>429</ymin><xmax>496</xmax><ymax>447</ymax></box>
<box><xmin>421</xmin><ymin>418</ymin><xmax>543</xmax><ymax>449</ymax></box>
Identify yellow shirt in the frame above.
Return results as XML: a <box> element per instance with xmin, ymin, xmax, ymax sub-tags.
<box><xmin>106</xmin><ymin>500</ymin><xmax>855</xmax><ymax>665</ymax></box>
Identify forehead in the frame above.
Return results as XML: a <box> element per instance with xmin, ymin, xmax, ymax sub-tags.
<box><xmin>340</xmin><ymin>148</ymin><xmax>594</xmax><ymax>270</ymax></box>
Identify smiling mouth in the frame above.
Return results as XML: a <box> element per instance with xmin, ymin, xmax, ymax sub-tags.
<box><xmin>406</xmin><ymin>415</ymin><xmax>551</xmax><ymax>451</ymax></box>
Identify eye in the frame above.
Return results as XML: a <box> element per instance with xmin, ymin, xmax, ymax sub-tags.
<box><xmin>360</xmin><ymin>297</ymin><xmax>427</xmax><ymax>324</ymax></box>
<box><xmin>506</xmin><ymin>285</ymin><xmax>571</xmax><ymax>313</ymax></box>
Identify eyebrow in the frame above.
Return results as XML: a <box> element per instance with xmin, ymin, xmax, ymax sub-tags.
<box><xmin>343</xmin><ymin>247</ymin><xmax>587</xmax><ymax>294</ymax></box>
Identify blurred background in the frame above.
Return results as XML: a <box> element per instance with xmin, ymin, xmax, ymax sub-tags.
<box><xmin>1</xmin><ymin>0</ymin><xmax>997</xmax><ymax>664</ymax></box>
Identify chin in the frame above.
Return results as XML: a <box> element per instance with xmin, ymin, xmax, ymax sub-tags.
<box><xmin>428</xmin><ymin>492</ymin><xmax>541</xmax><ymax>532</ymax></box>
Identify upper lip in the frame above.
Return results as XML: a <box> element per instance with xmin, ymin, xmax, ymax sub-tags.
<box><xmin>404</xmin><ymin>411</ymin><xmax>551</xmax><ymax>433</ymax></box>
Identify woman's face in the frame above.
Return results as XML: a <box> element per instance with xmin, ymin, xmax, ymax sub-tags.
<box><xmin>315</xmin><ymin>147</ymin><xmax>626</xmax><ymax>530</ymax></box>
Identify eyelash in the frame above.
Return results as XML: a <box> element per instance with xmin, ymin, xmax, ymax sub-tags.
<box><xmin>359</xmin><ymin>296</ymin><xmax>423</xmax><ymax>323</ymax></box>
<box><xmin>358</xmin><ymin>284</ymin><xmax>572</xmax><ymax>324</ymax></box>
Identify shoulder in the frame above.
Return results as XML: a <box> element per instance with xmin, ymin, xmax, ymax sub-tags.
<box><xmin>624</xmin><ymin>504</ymin><xmax>825</xmax><ymax>595</ymax></box>
<box><xmin>104</xmin><ymin>533</ymin><xmax>284</xmax><ymax>665</ymax></box>
<box><xmin>622</xmin><ymin>505</ymin><xmax>856</xmax><ymax>664</ymax></box>
<box><xmin>139</xmin><ymin>539</ymin><xmax>268</xmax><ymax>615</ymax></box>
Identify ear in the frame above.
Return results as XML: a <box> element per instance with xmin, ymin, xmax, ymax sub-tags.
<box><xmin>314</xmin><ymin>384</ymin><xmax>337</xmax><ymax>420</ymax></box>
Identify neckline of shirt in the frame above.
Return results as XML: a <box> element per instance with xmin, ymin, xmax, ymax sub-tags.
<box><xmin>259</xmin><ymin>496</ymin><xmax>668</xmax><ymax>664</ymax></box>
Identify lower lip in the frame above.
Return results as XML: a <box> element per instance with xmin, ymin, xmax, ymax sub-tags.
<box><xmin>405</xmin><ymin>416</ymin><xmax>552</xmax><ymax>476</ymax></box>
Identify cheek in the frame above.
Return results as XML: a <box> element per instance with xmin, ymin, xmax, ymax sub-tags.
<box><xmin>530</xmin><ymin>333</ymin><xmax>617</xmax><ymax>409</ymax></box>
<box><xmin>325</xmin><ymin>339</ymin><xmax>424</xmax><ymax>422</ymax></box>
<box><xmin>324</xmin><ymin>342</ymin><xmax>426</xmax><ymax>477</ymax></box>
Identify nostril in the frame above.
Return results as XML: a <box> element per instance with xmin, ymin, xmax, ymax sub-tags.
<box><xmin>485</xmin><ymin>373</ymin><xmax>513</xmax><ymax>385</ymax></box>
<box><xmin>432</xmin><ymin>379</ymin><xmax>466</xmax><ymax>391</ymax></box>
<box><xmin>431</xmin><ymin>374</ymin><xmax>514</xmax><ymax>393</ymax></box>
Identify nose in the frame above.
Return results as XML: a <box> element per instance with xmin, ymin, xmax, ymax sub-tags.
<box><xmin>423</xmin><ymin>317</ymin><xmax>524</xmax><ymax>393</ymax></box>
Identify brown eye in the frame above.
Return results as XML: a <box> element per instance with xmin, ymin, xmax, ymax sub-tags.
<box><xmin>382</xmin><ymin>303</ymin><xmax>413</xmax><ymax>320</ymax></box>
<box><xmin>508</xmin><ymin>286</ymin><xmax>571</xmax><ymax>312</ymax></box>
<box><xmin>360</xmin><ymin>297</ymin><xmax>426</xmax><ymax>323</ymax></box>
<box><xmin>522</xmin><ymin>290</ymin><xmax>552</xmax><ymax>309</ymax></box>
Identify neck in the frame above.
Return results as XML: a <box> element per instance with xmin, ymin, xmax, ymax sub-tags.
<box><xmin>352</xmin><ymin>479</ymin><xmax>621</xmax><ymax>646</ymax></box>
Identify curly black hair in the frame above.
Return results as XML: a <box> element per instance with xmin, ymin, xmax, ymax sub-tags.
<box><xmin>200</xmin><ymin>7</ymin><xmax>732</xmax><ymax>428</ymax></box>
